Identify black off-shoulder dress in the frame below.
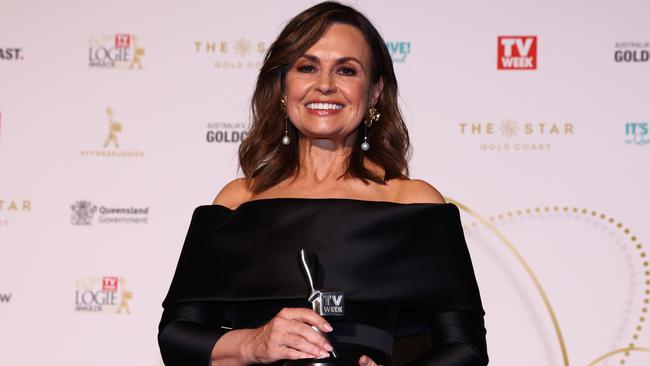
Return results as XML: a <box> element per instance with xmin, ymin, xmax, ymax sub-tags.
<box><xmin>158</xmin><ymin>198</ymin><xmax>488</xmax><ymax>366</ymax></box>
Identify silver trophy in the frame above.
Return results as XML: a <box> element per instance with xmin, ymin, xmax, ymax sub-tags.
<box><xmin>283</xmin><ymin>250</ymin><xmax>349</xmax><ymax>365</ymax></box>
<box><xmin>300</xmin><ymin>249</ymin><xmax>345</xmax><ymax>320</ymax></box>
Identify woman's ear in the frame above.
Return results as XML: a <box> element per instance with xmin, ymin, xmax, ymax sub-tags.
<box><xmin>370</xmin><ymin>77</ymin><xmax>384</xmax><ymax>107</ymax></box>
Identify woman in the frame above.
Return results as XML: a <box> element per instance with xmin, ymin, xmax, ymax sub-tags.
<box><xmin>158</xmin><ymin>2</ymin><xmax>488</xmax><ymax>366</ymax></box>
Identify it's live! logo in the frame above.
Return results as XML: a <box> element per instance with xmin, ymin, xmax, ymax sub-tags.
<box><xmin>498</xmin><ymin>36</ymin><xmax>537</xmax><ymax>70</ymax></box>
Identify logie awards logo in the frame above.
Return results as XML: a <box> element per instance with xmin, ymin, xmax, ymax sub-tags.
<box><xmin>88</xmin><ymin>34</ymin><xmax>144</xmax><ymax>69</ymax></box>
<box><xmin>74</xmin><ymin>276</ymin><xmax>133</xmax><ymax>314</ymax></box>
<box><xmin>80</xmin><ymin>107</ymin><xmax>144</xmax><ymax>158</ymax></box>
<box><xmin>194</xmin><ymin>38</ymin><xmax>267</xmax><ymax>70</ymax></box>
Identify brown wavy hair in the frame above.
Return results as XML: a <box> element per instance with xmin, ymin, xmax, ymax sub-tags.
<box><xmin>239</xmin><ymin>1</ymin><xmax>411</xmax><ymax>194</ymax></box>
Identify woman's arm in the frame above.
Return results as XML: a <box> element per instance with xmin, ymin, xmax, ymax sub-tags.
<box><xmin>398</xmin><ymin>181</ymin><xmax>487</xmax><ymax>365</ymax></box>
<box><xmin>158</xmin><ymin>303</ymin><xmax>334</xmax><ymax>366</ymax></box>
<box><xmin>407</xmin><ymin>311</ymin><xmax>488</xmax><ymax>366</ymax></box>
<box><xmin>158</xmin><ymin>302</ymin><xmax>229</xmax><ymax>366</ymax></box>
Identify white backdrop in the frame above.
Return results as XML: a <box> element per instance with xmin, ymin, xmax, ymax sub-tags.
<box><xmin>1</xmin><ymin>0</ymin><xmax>649</xmax><ymax>365</ymax></box>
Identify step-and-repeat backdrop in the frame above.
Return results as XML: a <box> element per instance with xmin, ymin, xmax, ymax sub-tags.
<box><xmin>1</xmin><ymin>0</ymin><xmax>649</xmax><ymax>365</ymax></box>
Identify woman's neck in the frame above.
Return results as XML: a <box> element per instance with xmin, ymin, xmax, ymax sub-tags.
<box><xmin>295</xmin><ymin>135</ymin><xmax>356</xmax><ymax>183</ymax></box>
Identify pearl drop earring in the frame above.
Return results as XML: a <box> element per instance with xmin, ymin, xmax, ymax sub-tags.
<box><xmin>361</xmin><ymin>107</ymin><xmax>380</xmax><ymax>152</ymax></box>
<box><xmin>361</xmin><ymin>123</ymin><xmax>370</xmax><ymax>151</ymax></box>
<box><xmin>280</xmin><ymin>97</ymin><xmax>290</xmax><ymax>145</ymax></box>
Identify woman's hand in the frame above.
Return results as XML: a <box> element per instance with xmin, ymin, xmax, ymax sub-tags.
<box><xmin>241</xmin><ymin>307</ymin><xmax>334</xmax><ymax>363</ymax></box>
<box><xmin>359</xmin><ymin>355</ymin><xmax>381</xmax><ymax>366</ymax></box>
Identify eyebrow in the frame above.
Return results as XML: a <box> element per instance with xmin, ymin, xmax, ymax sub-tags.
<box><xmin>299</xmin><ymin>54</ymin><xmax>366</xmax><ymax>71</ymax></box>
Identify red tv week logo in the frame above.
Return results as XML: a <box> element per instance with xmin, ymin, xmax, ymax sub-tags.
<box><xmin>102</xmin><ymin>276</ymin><xmax>119</xmax><ymax>291</ymax></box>
<box><xmin>498</xmin><ymin>36</ymin><xmax>537</xmax><ymax>70</ymax></box>
<box><xmin>115</xmin><ymin>34</ymin><xmax>131</xmax><ymax>48</ymax></box>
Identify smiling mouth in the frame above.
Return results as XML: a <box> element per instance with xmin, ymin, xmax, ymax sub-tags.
<box><xmin>305</xmin><ymin>102</ymin><xmax>344</xmax><ymax>110</ymax></box>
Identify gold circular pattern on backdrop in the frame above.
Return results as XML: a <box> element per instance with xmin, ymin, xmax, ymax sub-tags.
<box><xmin>451</xmin><ymin>199</ymin><xmax>650</xmax><ymax>365</ymax></box>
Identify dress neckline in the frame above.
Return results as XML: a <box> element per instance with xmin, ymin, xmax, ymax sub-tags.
<box><xmin>207</xmin><ymin>197</ymin><xmax>450</xmax><ymax>212</ymax></box>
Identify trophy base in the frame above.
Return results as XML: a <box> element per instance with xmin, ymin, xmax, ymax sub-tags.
<box><xmin>282</xmin><ymin>357</ymin><xmax>355</xmax><ymax>366</ymax></box>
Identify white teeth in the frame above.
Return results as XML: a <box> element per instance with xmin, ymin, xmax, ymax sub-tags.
<box><xmin>306</xmin><ymin>103</ymin><xmax>343</xmax><ymax>110</ymax></box>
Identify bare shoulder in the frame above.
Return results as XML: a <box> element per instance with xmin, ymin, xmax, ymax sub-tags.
<box><xmin>394</xmin><ymin>179</ymin><xmax>446</xmax><ymax>204</ymax></box>
<box><xmin>212</xmin><ymin>178</ymin><xmax>253</xmax><ymax>209</ymax></box>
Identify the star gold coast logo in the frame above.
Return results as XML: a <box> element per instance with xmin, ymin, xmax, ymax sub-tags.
<box><xmin>75</xmin><ymin>276</ymin><xmax>133</xmax><ymax>314</ymax></box>
<box><xmin>458</xmin><ymin>118</ymin><xmax>574</xmax><ymax>152</ymax></box>
<box><xmin>0</xmin><ymin>198</ymin><xmax>32</xmax><ymax>228</ymax></box>
<box><xmin>80</xmin><ymin>107</ymin><xmax>144</xmax><ymax>158</ymax></box>
<box><xmin>194</xmin><ymin>38</ymin><xmax>267</xmax><ymax>69</ymax></box>
<box><xmin>89</xmin><ymin>34</ymin><xmax>144</xmax><ymax>69</ymax></box>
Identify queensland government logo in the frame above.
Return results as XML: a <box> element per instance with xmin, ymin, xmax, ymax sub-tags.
<box><xmin>70</xmin><ymin>200</ymin><xmax>149</xmax><ymax>225</ymax></box>
<box><xmin>80</xmin><ymin>107</ymin><xmax>144</xmax><ymax>158</ymax></box>
<box><xmin>75</xmin><ymin>276</ymin><xmax>132</xmax><ymax>314</ymax></box>
<box><xmin>206</xmin><ymin>122</ymin><xmax>248</xmax><ymax>143</ymax></box>
<box><xmin>0</xmin><ymin>47</ymin><xmax>24</xmax><ymax>61</ymax></box>
<box><xmin>498</xmin><ymin>36</ymin><xmax>537</xmax><ymax>70</ymax></box>
<box><xmin>386</xmin><ymin>41</ymin><xmax>411</xmax><ymax>63</ymax></box>
<box><xmin>614</xmin><ymin>42</ymin><xmax>649</xmax><ymax>63</ymax></box>
<box><xmin>0</xmin><ymin>198</ymin><xmax>32</xmax><ymax>228</ymax></box>
<box><xmin>194</xmin><ymin>38</ymin><xmax>267</xmax><ymax>69</ymax></box>
<box><xmin>459</xmin><ymin>119</ymin><xmax>574</xmax><ymax>152</ymax></box>
<box><xmin>89</xmin><ymin>34</ymin><xmax>144</xmax><ymax>69</ymax></box>
<box><xmin>625</xmin><ymin>122</ymin><xmax>649</xmax><ymax>145</ymax></box>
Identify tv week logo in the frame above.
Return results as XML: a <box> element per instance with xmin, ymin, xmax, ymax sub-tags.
<box><xmin>115</xmin><ymin>34</ymin><xmax>131</xmax><ymax>48</ymax></box>
<box><xmin>498</xmin><ymin>36</ymin><xmax>537</xmax><ymax>70</ymax></box>
<box><xmin>102</xmin><ymin>276</ymin><xmax>119</xmax><ymax>291</ymax></box>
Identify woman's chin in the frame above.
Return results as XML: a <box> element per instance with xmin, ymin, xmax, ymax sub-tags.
<box><xmin>300</xmin><ymin>131</ymin><xmax>357</xmax><ymax>146</ymax></box>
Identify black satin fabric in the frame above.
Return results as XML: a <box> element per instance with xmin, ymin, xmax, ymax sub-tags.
<box><xmin>158</xmin><ymin>198</ymin><xmax>488</xmax><ymax>366</ymax></box>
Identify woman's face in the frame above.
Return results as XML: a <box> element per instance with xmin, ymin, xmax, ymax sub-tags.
<box><xmin>284</xmin><ymin>23</ymin><xmax>382</xmax><ymax>143</ymax></box>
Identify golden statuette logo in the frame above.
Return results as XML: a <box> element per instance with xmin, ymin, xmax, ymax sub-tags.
<box><xmin>103</xmin><ymin>107</ymin><xmax>122</xmax><ymax>148</ymax></box>
<box><xmin>80</xmin><ymin>107</ymin><xmax>144</xmax><ymax>158</ymax></box>
<box><xmin>129</xmin><ymin>35</ymin><xmax>144</xmax><ymax>70</ymax></box>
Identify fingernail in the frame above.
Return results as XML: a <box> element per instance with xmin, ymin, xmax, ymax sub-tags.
<box><xmin>323</xmin><ymin>323</ymin><xmax>333</xmax><ymax>332</ymax></box>
<box><xmin>318</xmin><ymin>350</ymin><xmax>330</xmax><ymax>358</ymax></box>
<box><xmin>324</xmin><ymin>343</ymin><xmax>333</xmax><ymax>352</ymax></box>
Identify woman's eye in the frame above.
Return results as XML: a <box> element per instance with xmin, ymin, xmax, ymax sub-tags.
<box><xmin>297</xmin><ymin>65</ymin><xmax>316</xmax><ymax>73</ymax></box>
<box><xmin>338</xmin><ymin>67</ymin><xmax>357</xmax><ymax>76</ymax></box>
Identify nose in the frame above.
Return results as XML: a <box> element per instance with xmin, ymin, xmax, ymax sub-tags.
<box><xmin>315</xmin><ymin>71</ymin><xmax>336</xmax><ymax>95</ymax></box>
